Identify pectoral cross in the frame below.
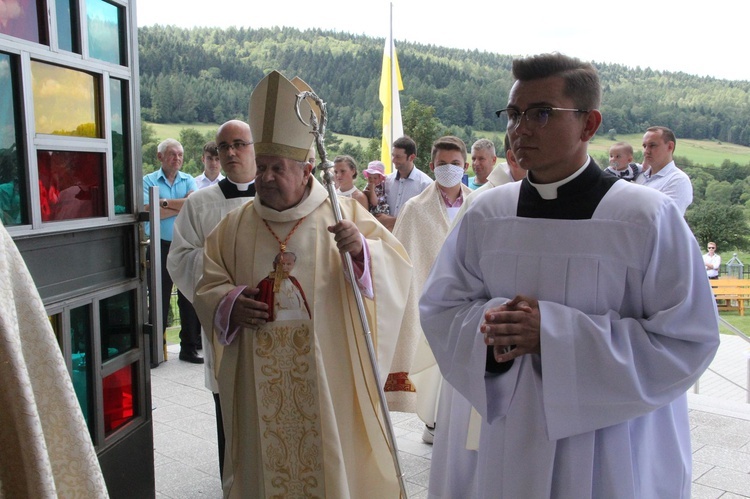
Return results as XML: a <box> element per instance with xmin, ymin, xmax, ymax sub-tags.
<box><xmin>270</xmin><ymin>254</ymin><xmax>290</xmax><ymax>293</ymax></box>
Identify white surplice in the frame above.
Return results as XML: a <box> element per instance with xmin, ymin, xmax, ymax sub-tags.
<box><xmin>167</xmin><ymin>180</ymin><xmax>253</xmax><ymax>392</ymax></box>
<box><xmin>388</xmin><ymin>182</ymin><xmax>470</xmax><ymax>417</ymax></box>
<box><xmin>420</xmin><ymin>172</ymin><xmax>720</xmax><ymax>498</ymax></box>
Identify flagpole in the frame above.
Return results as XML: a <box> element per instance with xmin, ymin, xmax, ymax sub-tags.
<box><xmin>380</xmin><ymin>3</ymin><xmax>403</xmax><ymax>174</ymax></box>
<box><xmin>389</xmin><ymin>2</ymin><xmax>394</xmax><ymax>159</ymax></box>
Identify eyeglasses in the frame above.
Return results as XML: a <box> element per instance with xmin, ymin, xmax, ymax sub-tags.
<box><xmin>217</xmin><ymin>140</ymin><xmax>253</xmax><ymax>154</ymax></box>
<box><xmin>495</xmin><ymin>106</ymin><xmax>589</xmax><ymax>131</ymax></box>
<box><xmin>708</xmin><ymin>247</ymin><xmax>716</xmax><ymax>249</ymax></box>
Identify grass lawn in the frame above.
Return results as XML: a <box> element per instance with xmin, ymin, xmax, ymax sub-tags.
<box><xmin>165</xmin><ymin>326</ymin><xmax>180</xmax><ymax>345</ymax></box>
<box><xmin>719</xmin><ymin>311</ymin><xmax>750</xmax><ymax>336</ymax></box>
<box><xmin>149</xmin><ymin>122</ymin><xmax>218</xmax><ymax>140</ymax></box>
<box><xmin>335</xmin><ymin>133</ymin><xmax>372</xmax><ymax>149</ymax></box>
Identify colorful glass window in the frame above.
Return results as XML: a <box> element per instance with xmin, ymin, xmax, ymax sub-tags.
<box><xmin>103</xmin><ymin>364</ymin><xmax>135</xmax><ymax>434</ymax></box>
<box><xmin>0</xmin><ymin>53</ymin><xmax>27</xmax><ymax>226</ymax></box>
<box><xmin>100</xmin><ymin>290</ymin><xmax>136</xmax><ymax>361</ymax></box>
<box><xmin>37</xmin><ymin>150</ymin><xmax>105</xmax><ymax>221</ymax></box>
<box><xmin>55</xmin><ymin>0</ymin><xmax>80</xmax><ymax>53</ymax></box>
<box><xmin>110</xmin><ymin>78</ymin><xmax>130</xmax><ymax>214</ymax></box>
<box><xmin>70</xmin><ymin>304</ymin><xmax>92</xmax><ymax>427</ymax></box>
<box><xmin>0</xmin><ymin>0</ymin><xmax>47</xmax><ymax>44</ymax></box>
<box><xmin>86</xmin><ymin>0</ymin><xmax>124</xmax><ymax>66</ymax></box>
<box><xmin>31</xmin><ymin>60</ymin><xmax>101</xmax><ymax>138</ymax></box>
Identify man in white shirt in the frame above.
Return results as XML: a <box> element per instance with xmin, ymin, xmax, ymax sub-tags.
<box><xmin>636</xmin><ymin>126</ymin><xmax>693</xmax><ymax>215</ymax></box>
<box><xmin>375</xmin><ymin>135</ymin><xmax>433</xmax><ymax>230</ymax></box>
<box><xmin>194</xmin><ymin>141</ymin><xmax>224</xmax><ymax>189</ymax></box>
<box><xmin>704</xmin><ymin>242</ymin><xmax>721</xmax><ymax>279</ymax></box>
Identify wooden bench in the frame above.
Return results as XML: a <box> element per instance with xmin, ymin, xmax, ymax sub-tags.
<box><xmin>710</xmin><ymin>278</ymin><xmax>750</xmax><ymax>315</ymax></box>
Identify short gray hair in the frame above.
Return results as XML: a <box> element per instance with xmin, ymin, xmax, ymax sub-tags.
<box><xmin>157</xmin><ymin>138</ymin><xmax>183</xmax><ymax>155</ymax></box>
<box><xmin>471</xmin><ymin>139</ymin><xmax>496</xmax><ymax>155</ymax></box>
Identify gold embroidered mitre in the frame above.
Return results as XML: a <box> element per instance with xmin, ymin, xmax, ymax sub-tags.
<box><xmin>249</xmin><ymin>71</ymin><xmax>316</xmax><ymax>162</ymax></box>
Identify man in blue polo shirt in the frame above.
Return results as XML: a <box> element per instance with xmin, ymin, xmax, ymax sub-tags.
<box><xmin>143</xmin><ymin>138</ymin><xmax>202</xmax><ymax>363</ymax></box>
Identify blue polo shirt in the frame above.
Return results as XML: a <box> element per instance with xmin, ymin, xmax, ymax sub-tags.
<box><xmin>143</xmin><ymin>168</ymin><xmax>197</xmax><ymax>241</ymax></box>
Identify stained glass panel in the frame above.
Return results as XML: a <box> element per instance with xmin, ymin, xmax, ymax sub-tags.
<box><xmin>31</xmin><ymin>61</ymin><xmax>100</xmax><ymax>138</ymax></box>
<box><xmin>0</xmin><ymin>0</ymin><xmax>47</xmax><ymax>44</ymax></box>
<box><xmin>86</xmin><ymin>0</ymin><xmax>124</xmax><ymax>65</ymax></box>
<box><xmin>37</xmin><ymin>150</ymin><xmax>105</xmax><ymax>221</ymax></box>
<box><xmin>103</xmin><ymin>364</ymin><xmax>135</xmax><ymax>434</ymax></box>
<box><xmin>0</xmin><ymin>53</ymin><xmax>27</xmax><ymax>225</ymax></box>
<box><xmin>110</xmin><ymin>78</ymin><xmax>130</xmax><ymax>213</ymax></box>
<box><xmin>55</xmin><ymin>0</ymin><xmax>80</xmax><ymax>53</ymax></box>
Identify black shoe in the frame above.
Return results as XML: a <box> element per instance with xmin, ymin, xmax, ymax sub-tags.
<box><xmin>179</xmin><ymin>352</ymin><xmax>204</xmax><ymax>364</ymax></box>
<box><xmin>422</xmin><ymin>424</ymin><xmax>435</xmax><ymax>444</ymax></box>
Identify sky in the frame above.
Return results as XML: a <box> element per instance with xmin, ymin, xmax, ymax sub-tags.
<box><xmin>137</xmin><ymin>0</ymin><xmax>749</xmax><ymax>82</ymax></box>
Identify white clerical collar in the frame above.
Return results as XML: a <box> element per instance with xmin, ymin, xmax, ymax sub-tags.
<box><xmin>528</xmin><ymin>157</ymin><xmax>591</xmax><ymax>200</ymax></box>
<box><xmin>227</xmin><ymin>177</ymin><xmax>255</xmax><ymax>191</ymax></box>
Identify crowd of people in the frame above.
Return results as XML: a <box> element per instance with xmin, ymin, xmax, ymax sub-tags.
<box><xmin>142</xmin><ymin>54</ymin><xmax>720</xmax><ymax>498</ymax></box>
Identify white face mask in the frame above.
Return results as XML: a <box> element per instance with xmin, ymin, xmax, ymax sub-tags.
<box><xmin>434</xmin><ymin>163</ymin><xmax>465</xmax><ymax>188</ymax></box>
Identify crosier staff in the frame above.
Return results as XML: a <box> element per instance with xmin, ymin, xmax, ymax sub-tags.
<box><xmin>295</xmin><ymin>91</ymin><xmax>408</xmax><ymax>499</ymax></box>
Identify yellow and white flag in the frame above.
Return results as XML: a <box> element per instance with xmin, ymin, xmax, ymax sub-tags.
<box><xmin>379</xmin><ymin>33</ymin><xmax>404</xmax><ymax>174</ymax></box>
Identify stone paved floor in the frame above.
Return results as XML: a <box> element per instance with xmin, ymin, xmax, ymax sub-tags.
<box><xmin>152</xmin><ymin>334</ymin><xmax>750</xmax><ymax>498</ymax></box>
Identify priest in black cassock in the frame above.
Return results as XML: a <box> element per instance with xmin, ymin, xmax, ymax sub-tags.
<box><xmin>167</xmin><ymin>119</ymin><xmax>256</xmax><ymax>482</ymax></box>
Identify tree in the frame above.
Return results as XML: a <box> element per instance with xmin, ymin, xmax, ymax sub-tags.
<box><xmin>402</xmin><ymin>99</ymin><xmax>441</xmax><ymax>176</ymax></box>
<box><xmin>142</xmin><ymin>143</ymin><xmax>158</xmax><ymax>174</ymax></box>
<box><xmin>686</xmin><ymin>201</ymin><xmax>750</xmax><ymax>251</ymax></box>
<box><xmin>141</xmin><ymin>122</ymin><xmax>159</xmax><ymax>173</ymax></box>
<box><xmin>179</xmin><ymin>128</ymin><xmax>212</xmax><ymax>175</ymax></box>
<box><xmin>324</xmin><ymin>130</ymin><xmax>343</xmax><ymax>152</ymax></box>
<box><xmin>364</xmin><ymin>137</ymin><xmax>380</xmax><ymax>164</ymax></box>
<box><xmin>336</xmin><ymin>142</ymin><xmax>366</xmax><ymax>168</ymax></box>
<box><xmin>715</xmin><ymin>160</ymin><xmax>750</xmax><ymax>183</ymax></box>
<box><xmin>704</xmin><ymin>180</ymin><xmax>734</xmax><ymax>205</ymax></box>
<box><xmin>141</xmin><ymin>122</ymin><xmax>157</xmax><ymax>146</ymax></box>
<box><xmin>137</xmin><ymin>25</ymin><xmax>750</xmax><ymax>146</ymax></box>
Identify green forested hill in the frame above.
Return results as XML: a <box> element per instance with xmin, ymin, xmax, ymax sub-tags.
<box><xmin>138</xmin><ymin>25</ymin><xmax>750</xmax><ymax>146</ymax></box>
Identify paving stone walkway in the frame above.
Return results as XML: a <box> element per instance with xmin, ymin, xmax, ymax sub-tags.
<box><xmin>152</xmin><ymin>334</ymin><xmax>750</xmax><ymax>498</ymax></box>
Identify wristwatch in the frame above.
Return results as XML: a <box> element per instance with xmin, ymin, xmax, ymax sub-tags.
<box><xmin>161</xmin><ymin>199</ymin><xmax>168</xmax><ymax>208</ymax></box>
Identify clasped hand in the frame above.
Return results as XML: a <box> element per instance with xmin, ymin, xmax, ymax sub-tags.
<box><xmin>481</xmin><ymin>295</ymin><xmax>541</xmax><ymax>363</ymax></box>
